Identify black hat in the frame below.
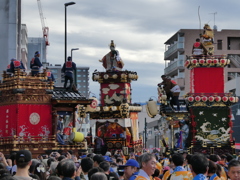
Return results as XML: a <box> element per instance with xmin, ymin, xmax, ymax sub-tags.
<box><xmin>16</xmin><ymin>150</ymin><xmax>32</xmax><ymax>163</ymax></box>
<box><xmin>67</xmin><ymin>56</ymin><xmax>72</xmax><ymax>61</ymax></box>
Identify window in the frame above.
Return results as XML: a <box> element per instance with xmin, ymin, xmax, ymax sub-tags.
<box><xmin>83</xmin><ymin>69</ymin><xmax>86</xmax><ymax>72</ymax></box>
<box><xmin>77</xmin><ymin>80</ymin><xmax>81</xmax><ymax>82</ymax></box>
<box><xmin>217</xmin><ymin>40</ymin><xmax>222</xmax><ymax>50</ymax></box>
<box><xmin>77</xmin><ymin>75</ymin><xmax>81</xmax><ymax>77</ymax></box>
<box><xmin>77</xmin><ymin>69</ymin><xmax>82</xmax><ymax>72</ymax></box>
<box><xmin>83</xmin><ymin>75</ymin><xmax>86</xmax><ymax>77</ymax></box>
<box><xmin>83</xmin><ymin>80</ymin><xmax>86</xmax><ymax>82</ymax></box>
<box><xmin>61</xmin><ymin>80</ymin><xmax>65</xmax><ymax>83</ymax></box>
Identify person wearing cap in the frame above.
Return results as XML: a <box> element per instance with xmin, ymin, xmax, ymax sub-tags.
<box><xmin>100</xmin><ymin>40</ymin><xmax>124</xmax><ymax>72</ymax></box>
<box><xmin>9</xmin><ymin>58</ymin><xmax>25</xmax><ymax>74</ymax></box>
<box><xmin>30</xmin><ymin>51</ymin><xmax>43</xmax><ymax>76</ymax></box>
<box><xmin>14</xmin><ymin>150</ymin><xmax>37</xmax><ymax>180</ymax></box>
<box><xmin>61</xmin><ymin>56</ymin><xmax>76</xmax><ymax>91</ymax></box>
<box><xmin>135</xmin><ymin>153</ymin><xmax>157</xmax><ymax>180</ymax></box>
<box><xmin>120</xmin><ymin>159</ymin><xmax>139</xmax><ymax>180</ymax></box>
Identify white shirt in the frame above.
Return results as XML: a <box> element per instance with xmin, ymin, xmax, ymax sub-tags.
<box><xmin>137</xmin><ymin>169</ymin><xmax>151</xmax><ymax>180</ymax></box>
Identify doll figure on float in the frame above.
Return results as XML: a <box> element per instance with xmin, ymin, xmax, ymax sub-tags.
<box><xmin>99</xmin><ymin>40</ymin><xmax>124</xmax><ymax>72</ymax></box>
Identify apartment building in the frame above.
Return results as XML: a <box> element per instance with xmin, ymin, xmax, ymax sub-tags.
<box><xmin>164</xmin><ymin>28</ymin><xmax>240</xmax><ymax>96</ymax></box>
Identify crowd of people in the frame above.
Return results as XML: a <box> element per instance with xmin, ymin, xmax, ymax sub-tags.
<box><xmin>0</xmin><ymin>149</ymin><xmax>240</xmax><ymax>180</ymax></box>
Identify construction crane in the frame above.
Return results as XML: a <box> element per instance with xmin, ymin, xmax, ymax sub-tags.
<box><xmin>37</xmin><ymin>0</ymin><xmax>49</xmax><ymax>46</ymax></box>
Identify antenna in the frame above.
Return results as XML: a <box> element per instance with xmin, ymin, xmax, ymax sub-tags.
<box><xmin>209</xmin><ymin>12</ymin><xmax>217</xmax><ymax>26</ymax></box>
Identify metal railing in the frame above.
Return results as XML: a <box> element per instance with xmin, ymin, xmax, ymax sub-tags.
<box><xmin>164</xmin><ymin>59</ymin><xmax>184</xmax><ymax>75</ymax></box>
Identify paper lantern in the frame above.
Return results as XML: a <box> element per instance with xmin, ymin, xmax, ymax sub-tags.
<box><xmin>112</xmin><ymin>74</ymin><xmax>118</xmax><ymax>79</ymax></box>
<box><xmin>121</xmin><ymin>74</ymin><xmax>127</xmax><ymax>78</ymax></box>
<box><xmin>86</xmin><ymin>97</ymin><xmax>98</xmax><ymax>112</ymax></box>
<box><xmin>212</xmin><ymin>59</ymin><xmax>219</xmax><ymax>64</ymax></box>
<box><xmin>94</xmin><ymin>74</ymin><xmax>99</xmax><ymax>81</ymax></box>
<box><xmin>209</xmin><ymin>96</ymin><xmax>214</xmax><ymax>102</ymax></box>
<box><xmin>146</xmin><ymin>100</ymin><xmax>158</xmax><ymax>118</ymax></box>
<box><xmin>111</xmin><ymin>106</ymin><xmax>117</xmax><ymax>111</ymax></box>
<box><xmin>206</xmin><ymin>59</ymin><xmax>212</xmax><ymax>64</ymax></box>
<box><xmin>188</xmin><ymin>96</ymin><xmax>194</xmax><ymax>102</ymax></box>
<box><xmin>199</xmin><ymin>59</ymin><xmax>205</xmax><ymax>64</ymax></box>
<box><xmin>104</xmin><ymin>74</ymin><xmax>109</xmax><ymax>79</ymax></box>
<box><xmin>184</xmin><ymin>60</ymin><xmax>191</xmax><ymax>67</ymax></box>
<box><xmin>195</xmin><ymin>96</ymin><xmax>201</xmax><ymax>102</ymax></box>
<box><xmin>215</xmin><ymin>96</ymin><xmax>221</xmax><ymax>102</ymax></box>
<box><xmin>229</xmin><ymin>97</ymin><xmax>236</xmax><ymax>103</ymax></box>
<box><xmin>103</xmin><ymin>106</ymin><xmax>109</xmax><ymax>111</ymax></box>
<box><xmin>201</xmin><ymin>96</ymin><xmax>208</xmax><ymax>102</ymax></box>
<box><xmin>222</xmin><ymin>96</ymin><xmax>228</xmax><ymax>102</ymax></box>
<box><xmin>220</xmin><ymin>59</ymin><xmax>226</xmax><ymax>65</ymax></box>
<box><xmin>236</xmin><ymin>97</ymin><xmax>239</xmax><ymax>103</ymax></box>
<box><xmin>191</xmin><ymin>59</ymin><xmax>198</xmax><ymax>64</ymax></box>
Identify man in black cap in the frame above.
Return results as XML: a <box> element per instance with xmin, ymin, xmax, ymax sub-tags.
<box><xmin>14</xmin><ymin>150</ymin><xmax>36</xmax><ymax>179</ymax></box>
<box><xmin>30</xmin><ymin>51</ymin><xmax>43</xmax><ymax>76</ymax></box>
<box><xmin>61</xmin><ymin>56</ymin><xmax>76</xmax><ymax>90</ymax></box>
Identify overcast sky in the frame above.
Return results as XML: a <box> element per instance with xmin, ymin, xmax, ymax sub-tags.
<box><xmin>21</xmin><ymin>0</ymin><xmax>240</xmax><ymax>102</ymax></box>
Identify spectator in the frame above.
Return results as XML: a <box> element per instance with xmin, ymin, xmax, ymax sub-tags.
<box><xmin>48</xmin><ymin>176</ymin><xmax>61</xmax><ymax>180</ymax></box>
<box><xmin>121</xmin><ymin>159</ymin><xmax>139</xmax><ymax>180</ymax></box>
<box><xmin>0</xmin><ymin>169</ymin><xmax>17</xmax><ymax>180</ymax></box>
<box><xmin>152</xmin><ymin>169</ymin><xmax>161</xmax><ymax>180</ymax></box>
<box><xmin>135</xmin><ymin>153</ymin><xmax>156</xmax><ymax>180</ymax></box>
<box><xmin>228</xmin><ymin>159</ymin><xmax>240</xmax><ymax>180</ymax></box>
<box><xmin>14</xmin><ymin>150</ymin><xmax>37</xmax><ymax>180</ymax></box>
<box><xmin>88</xmin><ymin>167</ymin><xmax>104</xmax><ymax>180</ymax></box>
<box><xmin>60</xmin><ymin>159</ymin><xmax>80</xmax><ymax>180</ymax></box>
<box><xmin>207</xmin><ymin>160</ymin><xmax>221</xmax><ymax>180</ymax></box>
<box><xmin>90</xmin><ymin>172</ymin><xmax>107</xmax><ymax>180</ymax></box>
<box><xmin>168</xmin><ymin>153</ymin><xmax>192</xmax><ymax>180</ymax></box>
<box><xmin>93</xmin><ymin>155</ymin><xmax>105</xmax><ymax>167</ymax></box>
<box><xmin>99</xmin><ymin>161</ymin><xmax>117</xmax><ymax>180</ymax></box>
<box><xmin>80</xmin><ymin>157</ymin><xmax>93</xmax><ymax>180</ymax></box>
<box><xmin>190</xmin><ymin>153</ymin><xmax>209</xmax><ymax>180</ymax></box>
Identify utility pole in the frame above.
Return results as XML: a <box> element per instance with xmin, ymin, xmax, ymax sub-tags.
<box><xmin>144</xmin><ymin>118</ymin><xmax>147</xmax><ymax>149</ymax></box>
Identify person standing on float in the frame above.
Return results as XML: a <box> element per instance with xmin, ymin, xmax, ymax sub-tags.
<box><xmin>30</xmin><ymin>51</ymin><xmax>43</xmax><ymax>76</ymax></box>
<box><xmin>61</xmin><ymin>56</ymin><xmax>76</xmax><ymax>90</ymax></box>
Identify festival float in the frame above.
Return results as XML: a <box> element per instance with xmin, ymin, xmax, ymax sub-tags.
<box><xmin>155</xmin><ymin>24</ymin><xmax>238</xmax><ymax>154</ymax></box>
<box><xmin>87</xmin><ymin>40</ymin><xmax>143</xmax><ymax>155</ymax></box>
<box><xmin>0</xmin><ymin>69</ymin><xmax>92</xmax><ymax>156</ymax></box>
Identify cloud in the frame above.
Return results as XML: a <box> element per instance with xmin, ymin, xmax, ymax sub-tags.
<box><xmin>21</xmin><ymin>0</ymin><xmax>240</xmax><ymax>102</ymax></box>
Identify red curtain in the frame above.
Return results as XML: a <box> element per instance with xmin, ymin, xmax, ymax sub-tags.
<box><xmin>193</xmin><ymin>68</ymin><xmax>224</xmax><ymax>93</ymax></box>
<box><xmin>17</xmin><ymin>104</ymin><xmax>52</xmax><ymax>137</ymax></box>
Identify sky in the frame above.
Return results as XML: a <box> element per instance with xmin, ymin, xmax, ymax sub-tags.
<box><xmin>21</xmin><ymin>0</ymin><xmax>240</xmax><ymax>103</ymax></box>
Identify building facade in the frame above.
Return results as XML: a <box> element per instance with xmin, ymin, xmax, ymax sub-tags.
<box><xmin>164</xmin><ymin>28</ymin><xmax>240</xmax><ymax>96</ymax></box>
<box><xmin>0</xmin><ymin>0</ymin><xmax>21</xmax><ymax>75</ymax></box>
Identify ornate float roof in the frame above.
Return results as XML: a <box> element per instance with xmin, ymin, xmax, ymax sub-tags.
<box><xmin>52</xmin><ymin>87</ymin><xmax>86</xmax><ymax>101</ymax></box>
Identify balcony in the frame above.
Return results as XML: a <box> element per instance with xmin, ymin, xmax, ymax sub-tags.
<box><xmin>164</xmin><ymin>59</ymin><xmax>184</xmax><ymax>76</ymax></box>
<box><xmin>164</xmin><ymin>42</ymin><xmax>184</xmax><ymax>60</ymax></box>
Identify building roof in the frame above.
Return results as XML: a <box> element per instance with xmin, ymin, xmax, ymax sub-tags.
<box><xmin>52</xmin><ymin>87</ymin><xmax>87</xmax><ymax>101</ymax></box>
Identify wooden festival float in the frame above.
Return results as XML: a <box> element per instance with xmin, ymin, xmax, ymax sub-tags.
<box><xmin>0</xmin><ymin>69</ymin><xmax>92</xmax><ymax>156</ymax></box>
<box><xmin>155</xmin><ymin>24</ymin><xmax>238</xmax><ymax>154</ymax></box>
<box><xmin>88</xmin><ymin>40</ymin><xmax>143</xmax><ymax>155</ymax></box>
